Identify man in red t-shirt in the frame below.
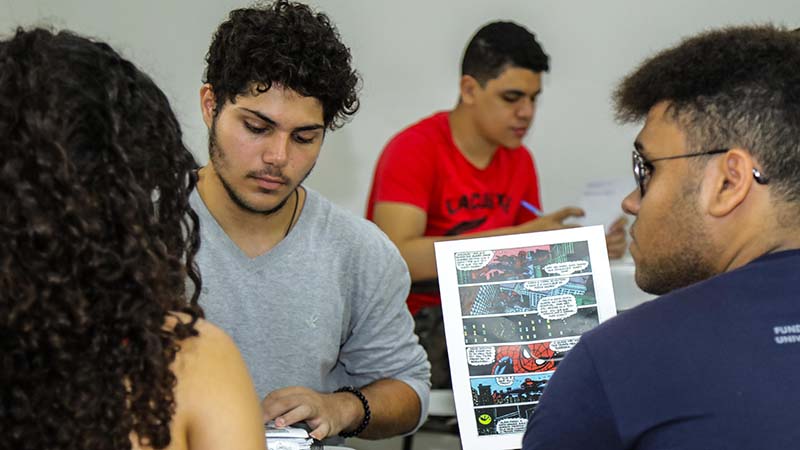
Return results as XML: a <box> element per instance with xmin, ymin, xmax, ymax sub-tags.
<box><xmin>366</xmin><ymin>21</ymin><xmax>627</xmax><ymax>387</ymax></box>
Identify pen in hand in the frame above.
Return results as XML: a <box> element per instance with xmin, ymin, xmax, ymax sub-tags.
<box><xmin>520</xmin><ymin>199</ymin><xmax>544</xmax><ymax>217</ymax></box>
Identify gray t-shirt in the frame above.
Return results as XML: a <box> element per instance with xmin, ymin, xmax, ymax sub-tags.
<box><xmin>190</xmin><ymin>186</ymin><xmax>431</xmax><ymax>435</ymax></box>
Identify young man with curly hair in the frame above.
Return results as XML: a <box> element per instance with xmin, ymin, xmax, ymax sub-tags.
<box><xmin>366</xmin><ymin>21</ymin><xmax>628</xmax><ymax>390</ymax></box>
<box><xmin>523</xmin><ymin>26</ymin><xmax>800</xmax><ymax>449</ymax></box>
<box><xmin>192</xmin><ymin>0</ymin><xmax>430</xmax><ymax>443</ymax></box>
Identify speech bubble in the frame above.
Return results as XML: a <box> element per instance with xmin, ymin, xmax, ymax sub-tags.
<box><xmin>496</xmin><ymin>418</ymin><xmax>528</xmax><ymax>434</ymax></box>
<box><xmin>543</xmin><ymin>260</ymin><xmax>589</xmax><ymax>276</ymax></box>
<box><xmin>467</xmin><ymin>346</ymin><xmax>495</xmax><ymax>366</ymax></box>
<box><xmin>549</xmin><ymin>337</ymin><xmax>580</xmax><ymax>352</ymax></box>
<box><xmin>495</xmin><ymin>376</ymin><xmax>514</xmax><ymax>387</ymax></box>
<box><xmin>523</xmin><ymin>277</ymin><xmax>570</xmax><ymax>292</ymax></box>
<box><xmin>538</xmin><ymin>294</ymin><xmax>578</xmax><ymax>320</ymax></box>
<box><xmin>455</xmin><ymin>250</ymin><xmax>495</xmax><ymax>271</ymax></box>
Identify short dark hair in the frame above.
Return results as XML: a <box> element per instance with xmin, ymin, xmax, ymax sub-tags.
<box><xmin>614</xmin><ymin>25</ymin><xmax>800</xmax><ymax>204</ymax></box>
<box><xmin>0</xmin><ymin>27</ymin><xmax>202</xmax><ymax>449</ymax></box>
<box><xmin>204</xmin><ymin>0</ymin><xmax>360</xmax><ymax>130</ymax></box>
<box><xmin>461</xmin><ymin>21</ymin><xmax>549</xmax><ymax>85</ymax></box>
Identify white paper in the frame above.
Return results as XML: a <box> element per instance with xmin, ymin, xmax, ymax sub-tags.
<box><xmin>434</xmin><ymin>226</ymin><xmax>617</xmax><ymax>450</ymax></box>
<box><xmin>265</xmin><ymin>422</ymin><xmax>314</xmax><ymax>450</ymax></box>
<box><xmin>265</xmin><ymin>422</ymin><xmax>310</xmax><ymax>439</ymax></box>
<box><xmin>266</xmin><ymin>440</ymin><xmax>313</xmax><ymax>450</ymax></box>
<box><xmin>574</xmin><ymin>177</ymin><xmax>634</xmax><ymax>231</ymax></box>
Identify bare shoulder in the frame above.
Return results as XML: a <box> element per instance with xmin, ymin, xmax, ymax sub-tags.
<box><xmin>167</xmin><ymin>314</ymin><xmax>241</xmax><ymax>380</ymax></box>
<box><xmin>168</xmin><ymin>313</ymin><xmax>266</xmax><ymax>450</ymax></box>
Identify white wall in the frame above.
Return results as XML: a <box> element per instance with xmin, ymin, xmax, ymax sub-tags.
<box><xmin>2</xmin><ymin>0</ymin><xmax>797</xmax><ymax>215</ymax></box>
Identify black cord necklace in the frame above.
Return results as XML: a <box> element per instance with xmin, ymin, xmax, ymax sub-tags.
<box><xmin>284</xmin><ymin>189</ymin><xmax>299</xmax><ymax>238</ymax></box>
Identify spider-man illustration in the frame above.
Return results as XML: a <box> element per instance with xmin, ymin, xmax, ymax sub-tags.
<box><xmin>492</xmin><ymin>342</ymin><xmax>560</xmax><ymax>374</ymax></box>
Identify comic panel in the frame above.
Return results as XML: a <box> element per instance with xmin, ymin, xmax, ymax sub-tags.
<box><xmin>459</xmin><ymin>275</ymin><xmax>597</xmax><ymax>317</ymax></box>
<box><xmin>454</xmin><ymin>241</ymin><xmax>591</xmax><ymax>285</ymax></box>
<box><xmin>463</xmin><ymin>307</ymin><xmax>598</xmax><ymax>345</ymax></box>
<box><xmin>474</xmin><ymin>404</ymin><xmax>537</xmax><ymax>436</ymax></box>
<box><xmin>470</xmin><ymin>373</ymin><xmax>551</xmax><ymax>407</ymax></box>
<box><xmin>465</xmin><ymin>339</ymin><xmax>580</xmax><ymax>377</ymax></box>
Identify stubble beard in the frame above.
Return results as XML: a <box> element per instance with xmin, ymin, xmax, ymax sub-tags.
<box><xmin>208</xmin><ymin>122</ymin><xmax>314</xmax><ymax>216</ymax></box>
<box><xmin>633</xmin><ymin>183</ymin><xmax>717</xmax><ymax>295</ymax></box>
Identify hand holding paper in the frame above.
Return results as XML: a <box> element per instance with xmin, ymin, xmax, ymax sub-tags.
<box><xmin>571</xmin><ymin>177</ymin><xmax>634</xmax><ymax>259</ymax></box>
<box><xmin>262</xmin><ymin>386</ymin><xmax>360</xmax><ymax>440</ymax></box>
<box><xmin>575</xmin><ymin>177</ymin><xmax>634</xmax><ymax>231</ymax></box>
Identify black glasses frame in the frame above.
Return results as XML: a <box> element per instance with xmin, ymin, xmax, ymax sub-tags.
<box><xmin>632</xmin><ymin>148</ymin><xmax>768</xmax><ymax>197</ymax></box>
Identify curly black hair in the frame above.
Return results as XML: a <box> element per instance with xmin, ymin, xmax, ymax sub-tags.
<box><xmin>203</xmin><ymin>0</ymin><xmax>360</xmax><ymax>130</ymax></box>
<box><xmin>461</xmin><ymin>21</ymin><xmax>549</xmax><ymax>85</ymax></box>
<box><xmin>0</xmin><ymin>28</ymin><xmax>203</xmax><ymax>449</ymax></box>
<box><xmin>614</xmin><ymin>25</ymin><xmax>800</xmax><ymax>204</ymax></box>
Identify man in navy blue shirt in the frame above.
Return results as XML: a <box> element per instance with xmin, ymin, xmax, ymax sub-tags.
<box><xmin>523</xmin><ymin>26</ymin><xmax>800</xmax><ymax>450</ymax></box>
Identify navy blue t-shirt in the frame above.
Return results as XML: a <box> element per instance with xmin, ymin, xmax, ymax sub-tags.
<box><xmin>523</xmin><ymin>250</ymin><xmax>800</xmax><ymax>450</ymax></box>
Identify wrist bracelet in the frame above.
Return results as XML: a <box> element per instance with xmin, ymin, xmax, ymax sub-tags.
<box><xmin>334</xmin><ymin>385</ymin><xmax>371</xmax><ymax>438</ymax></box>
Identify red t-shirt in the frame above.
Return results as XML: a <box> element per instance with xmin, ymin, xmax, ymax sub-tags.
<box><xmin>366</xmin><ymin>111</ymin><xmax>542</xmax><ymax>315</ymax></box>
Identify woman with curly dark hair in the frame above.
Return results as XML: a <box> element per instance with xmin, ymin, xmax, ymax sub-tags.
<box><xmin>0</xmin><ymin>28</ymin><xmax>265</xmax><ymax>450</ymax></box>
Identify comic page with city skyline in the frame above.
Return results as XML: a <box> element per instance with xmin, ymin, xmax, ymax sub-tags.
<box><xmin>434</xmin><ymin>227</ymin><xmax>617</xmax><ymax>450</ymax></box>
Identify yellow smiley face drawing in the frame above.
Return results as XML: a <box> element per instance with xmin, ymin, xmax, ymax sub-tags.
<box><xmin>478</xmin><ymin>413</ymin><xmax>492</xmax><ymax>425</ymax></box>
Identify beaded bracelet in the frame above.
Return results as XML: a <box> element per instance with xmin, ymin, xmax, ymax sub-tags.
<box><xmin>334</xmin><ymin>385</ymin><xmax>371</xmax><ymax>438</ymax></box>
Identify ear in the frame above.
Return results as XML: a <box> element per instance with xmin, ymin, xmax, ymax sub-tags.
<box><xmin>705</xmin><ymin>148</ymin><xmax>756</xmax><ymax>218</ymax></box>
<box><xmin>199</xmin><ymin>83</ymin><xmax>218</xmax><ymax>129</ymax></box>
<box><xmin>459</xmin><ymin>75</ymin><xmax>481</xmax><ymax>106</ymax></box>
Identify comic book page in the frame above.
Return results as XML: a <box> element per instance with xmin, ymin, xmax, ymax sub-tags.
<box><xmin>434</xmin><ymin>226</ymin><xmax>617</xmax><ymax>450</ymax></box>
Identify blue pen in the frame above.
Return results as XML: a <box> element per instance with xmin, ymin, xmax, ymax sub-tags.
<box><xmin>520</xmin><ymin>199</ymin><xmax>544</xmax><ymax>217</ymax></box>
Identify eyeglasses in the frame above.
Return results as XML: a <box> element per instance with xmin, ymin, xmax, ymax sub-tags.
<box><xmin>632</xmin><ymin>148</ymin><xmax>769</xmax><ymax>197</ymax></box>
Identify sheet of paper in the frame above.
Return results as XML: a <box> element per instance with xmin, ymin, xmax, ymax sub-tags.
<box><xmin>265</xmin><ymin>422</ymin><xmax>315</xmax><ymax>450</ymax></box>
<box><xmin>434</xmin><ymin>226</ymin><xmax>617</xmax><ymax>450</ymax></box>
<box><xmin>574</xmin><ymin>177</ymin><xmax>635</xmax><ymax>231</ymax></box>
